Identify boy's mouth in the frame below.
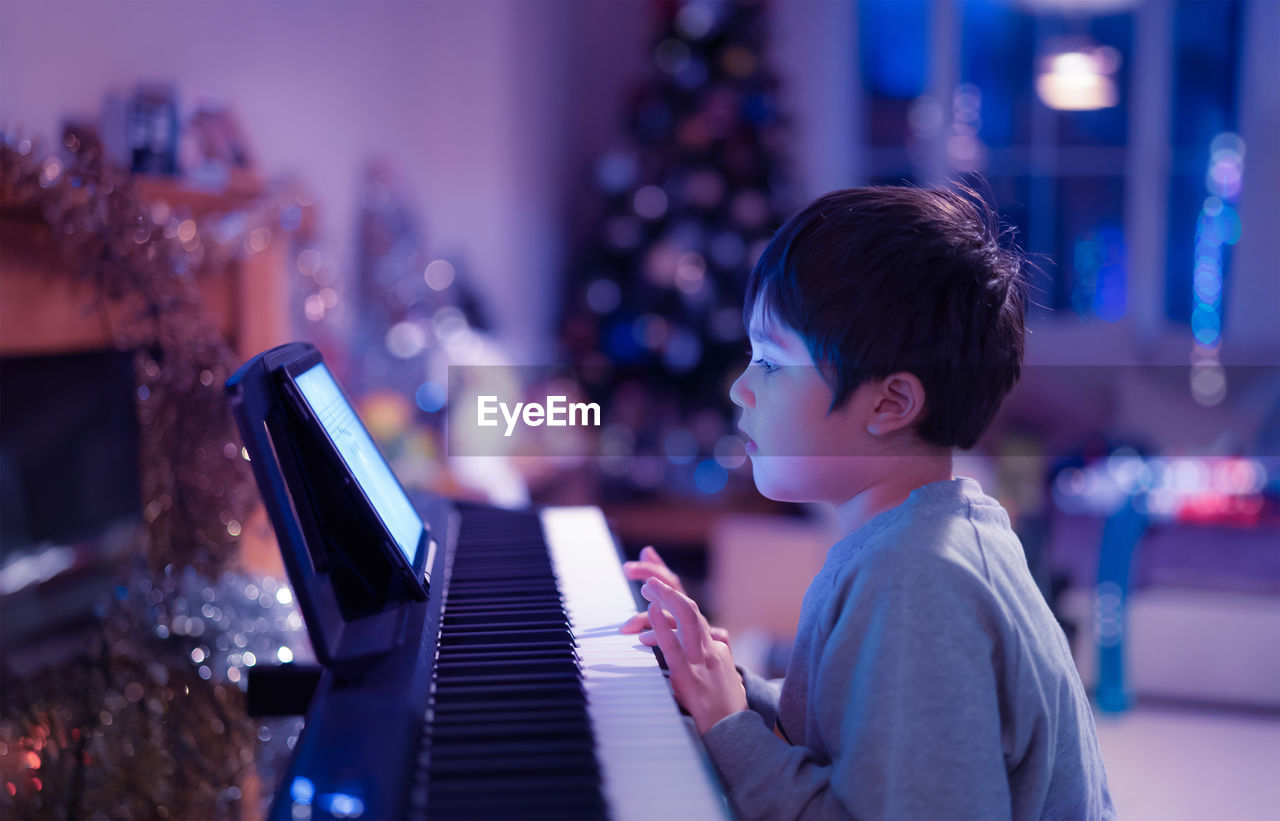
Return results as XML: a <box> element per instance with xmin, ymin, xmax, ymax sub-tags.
<box><xmin>738</xmin><ymin>425</ymin><xmax>757</xmax><ymax>455</ymax></box>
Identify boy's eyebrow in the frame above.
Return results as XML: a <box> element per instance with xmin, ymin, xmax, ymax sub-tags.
<box><xmin>749</xmin><ymin>326</ymin><xmax>784</xmax><ymax>346</ymax></box>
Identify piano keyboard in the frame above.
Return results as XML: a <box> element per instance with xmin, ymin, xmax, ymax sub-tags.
<box><xmin>273</xmin><ymin>504</ymin><xmax>728</xmax><ymax>820</ymax></box>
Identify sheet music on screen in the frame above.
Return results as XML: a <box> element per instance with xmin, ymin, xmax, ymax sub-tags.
<box><xmin>293</xmin><ymin>363</ymin><xmax>422</xmax><ymax>564</ymax></box>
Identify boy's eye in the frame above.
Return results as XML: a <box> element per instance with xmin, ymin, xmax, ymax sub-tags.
<box><xmin>752</xmin><ymin>358</ymin><xmax>779</xmax><ymax>375</ymax></box>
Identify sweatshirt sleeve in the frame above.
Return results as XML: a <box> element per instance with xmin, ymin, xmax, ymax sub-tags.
<box><xmin>738</xmin><ymin>665</ymin><xmax>782</xmax><ymax>728</ymax></box>
<box><xmin>703</xmin><ymin>552</ymin><xmax>1012</xmax><ymax>821</ymax></box>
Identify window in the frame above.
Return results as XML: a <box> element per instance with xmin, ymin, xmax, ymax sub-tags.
<box><xmin>855</xmin><ymin>0</ymin><xmax>1247</xmax><ymax>333</ymax></box>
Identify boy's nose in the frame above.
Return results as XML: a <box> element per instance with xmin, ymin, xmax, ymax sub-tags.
<box><xmin>729</xmin><ymin>369</ymin><xmax>753</xmax><ymax>409</ymax></box>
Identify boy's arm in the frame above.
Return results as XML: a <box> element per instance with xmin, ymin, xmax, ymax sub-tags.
<box><xmin>702</xmin><ymin>556</ymin><xmax>1013</xmax><ymax>821</ymax></box>
<box><xmin>737</xmin><ymin>665</ymin><xmax>782</xmax><ymax>728</ymax></box>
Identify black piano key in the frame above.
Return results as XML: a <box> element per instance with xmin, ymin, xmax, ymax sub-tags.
<box><xmin>428</xmin><ymin>796</ymin><xmax>604</xmax><ymax>821</ymax></box>
<box><xmin>444</xmin><ymin>581</ymin><xmax>559</xmax><ymax>592</ymax></box>
<box><xmin>433</xmin><ymin>669</ymin><xmax>582</xmax><ymax>689</ymax></box>
<box><xmin>445</xmin><ymin>580</ymin><xmax>562</xmax><ymax>594</ymax></box>
<box><xmin>452</xmin><ymin>554</ymin><xmax>552</xmax><ymax>562</ymax></box>
<box><xmin>427</xmin><ymin>751</ymin><xmax>599</xmax><ymax>777</ymax></box>
<box><xmin>436</xmin><ymin>649</ymin><xmax>579</xmax><ymax>667</ymax></box>
<box><xmin>447</xmin><ymin>606</ymin><xmax>565</xmax><ymax>617</ymax></box>
<box><xmin>653</xmin><ymin>644</ymin><xmax>669</xmax><ymax>671</ymax></box>
<box><xmin>427</xmin><ymin>777</ymin><xmax>604</xmax><ymax>802</ymax></box>
<box><xmin>427</xmin><ymin>695</ymin><xmax>587</xmax><ymax>715</ymax></box>
<box><xmin>429</xmin><ymin>720</ymin><xmax>592</xmax><ymax>743</ymax></box>
<box><xmin>432</xmin><ymin>678</ymin><xmax>584</xmax><ymax>699</ymax></box>
<box><xmin>442</xmin><ymin>597</ymin><xmax>563</xmax><ymax>610</ymax></box>
<box><xmin>427</xmin><ymin>737</ymin><xmax>596</xmax><ymax>760</ymax></box>
<box><xmin>442</xmin><ymin>607</ymin><xmax>566</xmax><ymax>618</ymax></box>
<box><xmin>436</xmin><ymin>640</ymin><xmax>577</xmax><ymax>657</ymax></box>
<box><xmin>442</xmin><ymin>594</ymin><xmax>563</xmax><ymax>608</ymax></box>
<box><xmin>439</xmin><ymin>627</ymin><xmax>574</xmax><ymax>646</ymax></box>
<box><xmin>436</xmin><ymin>654</ymin><xmax>580</xmax><ymax>668</ymax></box>
<box><xmin>428</xmin><ymin>794</ymin><xmax>605</xmax><ymax>820</ymax></box>
<box><xmin>428</xmin><ymin>776</ymin><xmax>600</xmax><ymax>795</ymax></box>
<box><xmin>440</xmin><ymin>653</ymin><xmax>581</xmax><ymax>671</ymax></box>
<box><xmin>447</xmin><ymin>565</ymin><xmax>555</xmax><ymax>576</ymax></box>
<box><xmin>428</xmin><ymin>707</ymin><xmax>586</xmax><ymax>726</ymax></box>
<box><xmin>442</xmin><ymin>618</ymin><xmax>572</xmax><ymax>634</ymax></box>
<box><xmin>451</xmin><ymin>565</ymin><xmax>557</xmax><ymax>577</ymax></box>
<box><xmin>428</xmin><ymin>797</ymin><xmax>604</xmax><ymax>819</ymax></box>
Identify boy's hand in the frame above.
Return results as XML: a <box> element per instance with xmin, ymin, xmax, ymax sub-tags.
<box><xmin>622</xmin><ymin>545</ymin><xmax>686</xmax><ymax>594</ymax></box>
<box><xmin>639</xmin><ymin>576</ymin><xmax>747</xmax><ymax>736</ymax></box>
<box><xmin>619</xmin><ymin>612</ymin><xmax>732</xmax><ymax>649</ymax></box>
<box><xmin>620</xmin><ymin>546</ymin><xmax>731</xmax><ymax>647</ymax></box>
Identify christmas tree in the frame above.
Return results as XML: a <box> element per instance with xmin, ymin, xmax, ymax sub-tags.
<box><xmin>561</xmin><ymin>0</ymin><xmax>795</xmax><ymax>498</ymax></box>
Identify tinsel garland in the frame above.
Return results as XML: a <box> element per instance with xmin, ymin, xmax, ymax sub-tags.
<box><xmin>0</xmin><ymin>564</ymin><xmax>308</xmax><ymax>818</ymax></box>
<box><xmin>0</xmin><ymin>132</ymin><xmax>270</xmax><ymax>575</ymax></box>
<box><xmin>0</xmin><ymin>132</ymin><xmax>312</xmax><ymax>817</ymax></box>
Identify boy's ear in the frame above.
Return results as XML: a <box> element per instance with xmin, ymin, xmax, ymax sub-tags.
<box><xmin>864</xmin><ymin>372</ymin><xmax>927</xmax><ymax>436</ymax></box>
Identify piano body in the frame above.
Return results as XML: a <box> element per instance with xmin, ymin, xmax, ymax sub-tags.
<box><xmin>227</xmin><ymin>344</ymin><xmax>730</xmax><ymax>820</ymax></box>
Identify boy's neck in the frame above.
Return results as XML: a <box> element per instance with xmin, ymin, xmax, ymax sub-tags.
<box><xmin>834</xmin><ymin>451</ymin><xmax>955</xmax><ymax>539</ymax></box>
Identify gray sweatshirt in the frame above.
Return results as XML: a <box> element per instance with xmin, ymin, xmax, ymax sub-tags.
<box><xmin>702</xmin><ymin>477</ymin><xmax>1115</xmax><ymax>820</ymax></box>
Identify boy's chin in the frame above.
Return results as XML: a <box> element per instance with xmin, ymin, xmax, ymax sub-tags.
<box><xmin>748</xmin><ymin>457</ymin><xmax>819</xmax><ymax>503</ymax></box>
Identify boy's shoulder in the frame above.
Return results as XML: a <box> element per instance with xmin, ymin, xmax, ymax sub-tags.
<box><xmin>826</xmin><ymin>477</ymin><xmax>1013</xmax><ymax>607</ymax></box>
<box><xmin>841</xmin><ymin>477</ymin><xmax>1003</xmax><ymax>561</ymax></box>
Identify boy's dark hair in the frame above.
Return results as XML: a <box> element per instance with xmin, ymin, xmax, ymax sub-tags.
<box><xmin>744</xmin><ymin>184</ymin><xmax>1028</xmax><ymax>450</ymax></box>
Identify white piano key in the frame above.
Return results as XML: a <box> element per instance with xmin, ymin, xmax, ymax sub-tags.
<box><xmin>542</xmin><ymin>507</ymin><xmax>731</xmax><ymax>821</ymax></box>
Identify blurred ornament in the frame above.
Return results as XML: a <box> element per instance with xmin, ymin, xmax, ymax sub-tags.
<box><xmin>595</xmin><ymin>149</ymin><xmax>639</xmax><ymax>194</ymax></box>
<box><xmin>358</xmin><ymin>391</ymin><xmax>415</xmax><ymax>443</ymax></box>
<box><xmin>351</xmin><ymin>157</ymin><xmax>486</xmax><ymax>406</ymax></box>
<box><xmin>644</xmin><ymin>239</ymin><xmax>684</xmax><ymax>288</ymax></box>
<box><xmin>686</xmin><ymin>168</ymin><xmax>727</xmax><ymax>209</ymax></box>
<box><xmin>586</xmin><ymin>277</ymin><xmax>622</xmax><ymax>314</ymax></box>
<box><xmin>675</xmin><ymin>1</ymin><xmax>720</xmax><ymax>41</ymax></box>
<box><xmin>633</xmin><ymin>185</ymin><xmax>670</xmax><ymax>220</ymax></box>
<box><xmin>128</xmin><ymin>83</ymin><xmax>179</xmax><ymax>175</ymax></box>
<box><xmin>179</xmin><ymin>98</ymin><xmax>255</xmax><ymax>191</ymax></box>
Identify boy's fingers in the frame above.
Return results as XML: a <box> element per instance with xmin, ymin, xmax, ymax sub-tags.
<box><xmin>638</xmin><ymin>631</ymin><xmax>657</xmax><ymax>646</ymax></box>
<box><xmin>625</xmin><ymin>549</ymin><xmax>687</xmax><ymax>595</ymax></box>
<box><xmin>619</xmin><ymin>610</ymin><xmax>673</xmax><ymax>635</ymax></box>
<box><xmin>619</xmin><ymin>612</ymin><xmax>650</xmax><ymax>634</ymax></box>
<box><xmin>642</xmin><ymin>578</ymin><xmax>708</xmax><ymax>664</ymax></box>
<box><xmin>622</xmin><ymin>562</ymin><xmax>675</xmax><ymax>586</ymax></box>
<box><xmin>647</xmin><ymin>601</ymin><xmax>686</xmax><ymax>670</ymax></box>
<box><xmin>640</xmin><ymin>545</ymin><xmax>668</xmax><ymax>568</ymax></box>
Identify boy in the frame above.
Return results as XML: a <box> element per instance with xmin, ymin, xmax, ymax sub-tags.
<box><xmin>621</xmin><ymin>186</ymin><xmax>1114</xmax><ymax>820</ymax></box>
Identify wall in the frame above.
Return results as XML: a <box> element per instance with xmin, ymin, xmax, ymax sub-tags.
<box><xmin>4</xmin><ymin>1</ymin><xmax>1275</xmax><ymax>365</ymax></box>
<box><xmin>0</xmin><ymin>0</ymin><xmax>649</xmax><ymax>362</ymax></box>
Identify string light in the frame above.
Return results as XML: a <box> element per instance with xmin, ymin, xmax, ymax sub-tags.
<box><xmin>1190</xmin><ymin>133</ymin><xmax>1245</xmax><ymax>407</ymax></box>
<box><xmin>1052</xmin><ymin>455</ymin><xmax>1266</xmax><ymax>522</ymax></box>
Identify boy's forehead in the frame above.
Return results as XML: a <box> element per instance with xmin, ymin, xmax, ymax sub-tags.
<box><xmin>747</xmin><ymin>298</ymin><xmax>793</xmax><ymax>346</ymax></box>
<box><xmin>747</xmin><ymin>300</ymin><xmax>820</xmax><ymax>367</ymax></box>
